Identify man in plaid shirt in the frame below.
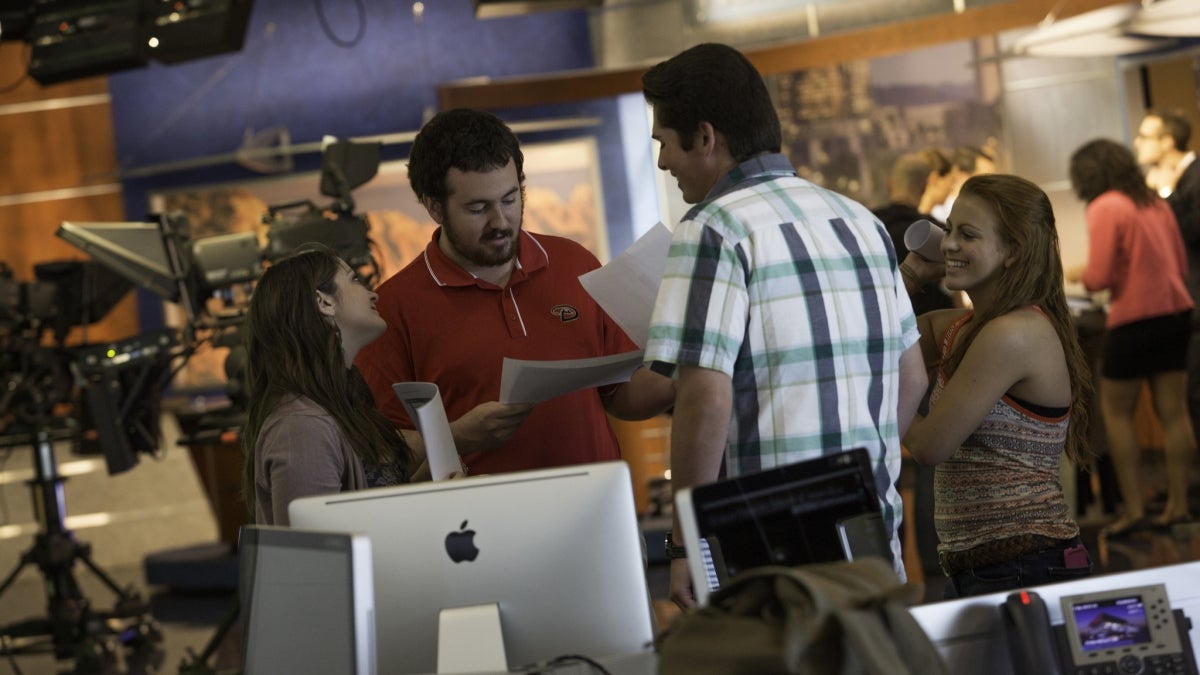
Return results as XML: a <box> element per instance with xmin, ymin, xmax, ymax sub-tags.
<box><xmin>642</xmin><ymin>43</ymin><xmax>928</xmax><ymax>608</ymax></box>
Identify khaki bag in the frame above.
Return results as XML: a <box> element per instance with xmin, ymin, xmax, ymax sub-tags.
<box><xmin>656</xmin><ymin>558</ymin><xmax>949</xmax><ymax>675</ymax></box>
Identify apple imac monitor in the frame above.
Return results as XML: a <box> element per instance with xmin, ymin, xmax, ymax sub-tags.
<box><xmin>288</xmin><ymin>461</ymin><xmax>655</xmax><ymax>674</ymax></box>
<box><xmin>675</xmin><ymin>447</ymin><xmax>890</xmax><ymax>606</ymax></box>
<box><xmin>238</xmin><ymin>525</ymin><xmax>375</xmax><ymax>675</ymax></box>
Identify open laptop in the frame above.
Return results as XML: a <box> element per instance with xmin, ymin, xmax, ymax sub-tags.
<box><xmin>674</xmin><ymin>447</ymin><xmax>891</xmax><ymax>605</ymax></box>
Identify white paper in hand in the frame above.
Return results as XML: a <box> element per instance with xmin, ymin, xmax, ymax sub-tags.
<box><xmin>578</xmin><ymin>222</ymin><xmax>672</xmax><ymax>348</ymax></box>
<box><xmin>391</xmin><ymin>382</ymin><xmax>463</xmax><ymax>481</ymax></box>
<box><xmin>498</xmin><ymin>350</ymin><xmax>645</xmax><ymax>404</ymax></box>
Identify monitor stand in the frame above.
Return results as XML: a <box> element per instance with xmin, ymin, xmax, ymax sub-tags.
<box><xmin>438</xmin><ymin>603</ymin><xmax>508</xmax><ymax>673</ymax></box>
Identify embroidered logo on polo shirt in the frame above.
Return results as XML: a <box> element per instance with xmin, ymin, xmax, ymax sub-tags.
<box><xmin>550</xmin><ymin>304</ymin><xmax>579</xmax><ymax>322</ymax></box>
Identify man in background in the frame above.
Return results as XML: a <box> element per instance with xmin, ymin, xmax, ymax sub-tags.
<box><xmin>356</xmin><ymin>108</ymin><xmax>673</xmax><ymax>475</ymax></box>
<box><xmin>1137</xmin><ymin>109</ymin><xmax>1200</xmax><ymax>436</ymax></box>
<box><xmin>641</xmin><ymin>43</ymin><xmax>926</xmax><ymax>608</ymax></box>
<box><xmin>871</xmin><ymin>152</ymin><xmax>954</xmax><ymax>581</ymax></box>
<box><xmin>1136</xmin><ymin>109</ymin><xmax>1196</xmax><ymax>199</ymax></box>
<box><xmin>873</xmin><ymin>152</ymin><xmax>956</xmax><ymax>316</ymax></box>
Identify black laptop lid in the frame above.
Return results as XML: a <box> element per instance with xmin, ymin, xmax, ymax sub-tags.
<box><xmin>685</xmin><ymin>447</ymin><xmax>888</xmax><ymax>586</ymax></box>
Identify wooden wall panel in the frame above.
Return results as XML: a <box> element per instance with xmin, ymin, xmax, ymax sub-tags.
<box><xmin>3</xmin><ymin>104</ymin><xmax>119</xmax><ymax>195</ymax></box>
<box><xmin>0</xmin><ymin>42</ymin><xmax>135</xmax><ymax>347</ymax></box>
<box><xmin>2</xmin><ymin>193</ymin><xmax>126</xmax><ymax>268</ymax></box>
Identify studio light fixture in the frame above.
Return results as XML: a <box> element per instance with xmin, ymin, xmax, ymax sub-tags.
<box><xmin>473</xmin><ymin>0</ymin><xmax>601</xmax><ymax>19</ymax></box>
<box><xmin>1012</xmin><ymin>3</ymin><xmax>1175</xmax><ymax>57</ymax></box>
<box><xmin>696</xmin><ymin>0</ymin><xmax>815</xmax><ymax>24</ymax></box>
<box><xmin>1127</xmin><ymin>0</ymin><xmax>1200</xmax><ymax>38</ymax></box>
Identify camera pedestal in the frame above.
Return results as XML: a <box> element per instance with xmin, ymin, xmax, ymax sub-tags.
<box><xmin>0</xmin><ymin>429</ymin><xmax>163</xmax><ymax>673</ymax></box>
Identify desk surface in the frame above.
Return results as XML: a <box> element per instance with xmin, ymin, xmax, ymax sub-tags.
<box><xmin>910</xmin><ymin>561</ymin><xmax>1200</xmax><ymax>674</ymax></box>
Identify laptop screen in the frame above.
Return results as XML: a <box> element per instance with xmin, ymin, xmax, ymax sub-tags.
<box><xmin>676</xmin><ymin>448</ymin><xmax>889</xmax><ymax>604</ymax></box>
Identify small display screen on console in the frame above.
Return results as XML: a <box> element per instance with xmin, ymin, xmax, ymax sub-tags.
<box><xmin>1058</xmin><ymin>583</ymin><xmax>1194</xmax><ymax>674</ymax></box>
<box><xmin>1070</xmin><ymin>595</ymin><xmax>1151</xmax><ymax>652</ymax></box>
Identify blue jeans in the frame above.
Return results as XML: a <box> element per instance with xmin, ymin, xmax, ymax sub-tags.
<box><xmin>943</xmin><ymin>538</ymin><xmax>1092</xmax><ymax>600</ymax></box>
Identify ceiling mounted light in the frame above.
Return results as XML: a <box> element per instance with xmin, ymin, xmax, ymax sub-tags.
<box><xmin>696</xmin><ymin>0</ymin><xmax>816</xmax><ymax>25</ymax></box>
<box><xmin>473</xmin><ymin>0</ymin><xmax>602</xmax><ymax>19</ymax></box>
<box><xmin>1012</xmin><ymin>4</ymin><xmax>1174</xmax><ymax>57</ymax></box>
<box><xmin>1128</xmin><ymin>0</ymin><xmax>1200</xmax><ymax>37</ymax></box>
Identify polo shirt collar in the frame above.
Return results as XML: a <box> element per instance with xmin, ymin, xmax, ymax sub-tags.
<box><xmin>421</xmin><ymin>228</ymin><xmax>549</xmax><ymax>288</ymax></box>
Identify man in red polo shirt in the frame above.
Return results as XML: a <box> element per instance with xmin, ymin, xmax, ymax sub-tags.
<box><xmin>356</xmin><ymin>108</ymin><xmax>673</xmax><ymax>475</ymax></box>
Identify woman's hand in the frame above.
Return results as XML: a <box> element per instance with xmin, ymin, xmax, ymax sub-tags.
<box><xmin>410</xmin><ymin>458</ymin><xmax>476</xmax><ymax>482</ymax></box>
<box><xmin>899</xmin><ymin>252</ymin><xmax>945</xmax><ymax>294</ymax></box>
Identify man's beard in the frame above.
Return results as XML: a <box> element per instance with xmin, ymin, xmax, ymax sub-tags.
<box><xmin>443</xmin><ymin>215</ymin><xmax>521</xmax><ymax>268</ymax></box>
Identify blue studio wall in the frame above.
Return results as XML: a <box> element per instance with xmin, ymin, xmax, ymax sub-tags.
<box><xmin>107</xmin><ymin>0</ymin><xmax>641</xmax><ymax>322</ymax></box>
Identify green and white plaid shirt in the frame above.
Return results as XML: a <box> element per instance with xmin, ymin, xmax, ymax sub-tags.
<box><xmin>646</xmin><ymin>153</ymin><xmax>919</xmax><ymax>570</ymax></box>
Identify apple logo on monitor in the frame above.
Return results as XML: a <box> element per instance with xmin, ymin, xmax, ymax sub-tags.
<box><xmin>445</xmin><ymin>520</ymin><xmax>479</xmax><ymax>563</ymax></box>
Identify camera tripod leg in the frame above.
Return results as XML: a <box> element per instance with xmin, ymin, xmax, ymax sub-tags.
<box><xmin>54</xmin><ymin>537</ymin><xmax>163</xmax><ymax>671</ymax></box>
<box><xmin>0</xmin><ymin>549</ymin><xmax>34</xmax><ymax>602</ymax></box>
<box><xmin>0</xmin><ymin>429</ymin><xmax>163</xmax><ymax>673</ymax></box>
<box><xmin>75</xmin><ymin>542</ymin><xmax>150</xmax><ymax>615</ymax></box>
<box><xmin>0</xmin><ymin>532</ymin><xmax>112</xmax><ymax>664</ymax></box>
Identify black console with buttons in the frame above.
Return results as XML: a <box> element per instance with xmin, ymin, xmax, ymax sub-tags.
<box><xmin>1054</xmin><ymin>585</ymin><xmax>1197</xmax><ymax>675</ymax></box>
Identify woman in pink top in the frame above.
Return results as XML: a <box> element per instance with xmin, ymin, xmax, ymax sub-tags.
<box><xmin>1069</xmin><ymin>138</ymin><xmax>1195</xmax><ymax>538</ymax></box>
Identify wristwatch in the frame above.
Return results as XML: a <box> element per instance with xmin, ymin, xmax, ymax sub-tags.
<box><xmin>664</xmin><ymin>530</ymin><xmax>687</xmax><ymax>560</ymax></box>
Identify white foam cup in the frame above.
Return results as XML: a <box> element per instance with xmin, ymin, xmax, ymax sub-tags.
<box><xmin>903</xmin><ymin>219</ymin><xmax>945</xmax><ymax>262</ymax></box>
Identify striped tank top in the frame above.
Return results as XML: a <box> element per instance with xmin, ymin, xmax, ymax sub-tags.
<box><xmin>929</xmin><ymin>309</ymin><xmax>1079</xmax><ymax>555</ymax></box>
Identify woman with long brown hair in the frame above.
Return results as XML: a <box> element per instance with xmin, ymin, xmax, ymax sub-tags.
<box><xmin>901</xmin><ymin>173</ymin><xmax>1094</xmax><ymax>598</ymax></box>
<box><xmin>241</xmin><ymin>244</ymin><xmax>417</xmax><ymax>525</ymax></box>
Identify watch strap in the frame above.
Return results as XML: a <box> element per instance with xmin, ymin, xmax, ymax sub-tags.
<box><xmin>664</xmin><ymin>530</ymin><xmax>688</xmax><ymax>559</ymax></box>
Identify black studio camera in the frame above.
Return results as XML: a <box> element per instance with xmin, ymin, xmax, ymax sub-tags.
<box><xmin>58</xmin><ymin>138</ymin><xmax>381</xmax><ymax>330</ymax></box>
<box><xmin>54</xmin><ymin>138</ymin><xmax>382</xmax><ymax>451</ymax></box>
<box><xmin>0</xmin><ymin>261</ymin><xmax>131</xmax><ymax>421</ymax></box>
<box><xmin>262</xmin><ymin>137</ymin><xmax>380</xmax><ymax>277</ymax></box>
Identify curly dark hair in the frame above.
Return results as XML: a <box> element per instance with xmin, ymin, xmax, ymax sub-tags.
<box><xmin>1069</xmin><ymin>138</ymin><xmax>1156</xmax><ymax>207</ymax></box>
<box><xmin>407</xmin><ymin>108</ymin><xmax>525</xmax><ymax>206</ymax></box>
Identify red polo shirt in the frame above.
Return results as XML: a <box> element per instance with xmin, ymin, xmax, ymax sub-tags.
<box><xmin>356</xmin><ymin>229</ymin><xmax>637</xmax><ymax>474</ymax></box>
